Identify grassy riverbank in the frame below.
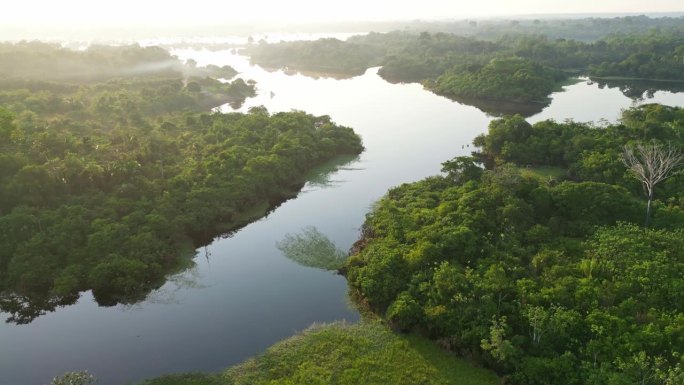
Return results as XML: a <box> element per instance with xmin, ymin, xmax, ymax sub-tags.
<box><xmin>139</xmin><ymin>322</ymin><xmax>499</xmax><ymax>385</ymax></box>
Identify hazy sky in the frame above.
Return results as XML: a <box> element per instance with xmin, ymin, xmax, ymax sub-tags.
<box><xmin>3</xmin><ymin>0</ymin><xmax>683</xmax><ymax>27</ymax></box>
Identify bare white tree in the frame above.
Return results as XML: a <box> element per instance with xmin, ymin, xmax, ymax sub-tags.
<box><xmin>622</xmin><ymin>141</ymin><xmax>684</xmax><ymax>226</ymax></box>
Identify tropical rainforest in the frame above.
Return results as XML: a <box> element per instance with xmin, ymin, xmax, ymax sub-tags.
<box><xmin>0</xmin><ymin>42</ymin><xmax>363</xmax><ymax>323</ymax></box>
<box><xmin>246</xmin><ymin>20</ymin><xmax>684</xmax><ymax>114</ymax></box>
<box><xmin>343</xmin><ymin>104</ymin><xmax>684</xmax><ymax>385</ymax></box>
<box><xmin>397</xmin><ymin>15</ymin><xmax>684</xmax><ymax>42</ymax></box>
<box><xmin>3</xmin><ymin>15</ymin><xmax>684</xmax><ymax>385</ymax></box>
<box><xmin>133</xmin><ymin>104</ymin><xmax>684</xmax><ymax>385</ymax></box>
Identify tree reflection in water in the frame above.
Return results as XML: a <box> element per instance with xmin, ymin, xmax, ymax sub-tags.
<box><xmin>277</xmin><ymin>226</ymin><xmax>347</xmax><ymax>270</ymax></box>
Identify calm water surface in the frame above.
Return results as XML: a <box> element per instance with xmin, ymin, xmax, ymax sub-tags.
<box><xmin>1</xmin><ymin>48</ymin><xmax>683</xmax><ymax>385</ymax></box>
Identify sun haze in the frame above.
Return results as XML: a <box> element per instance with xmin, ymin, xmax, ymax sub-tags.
<box><xmin>2</xmin><ymin>0</ymin><xmax>683</xmax><ymax>27</ymax></box>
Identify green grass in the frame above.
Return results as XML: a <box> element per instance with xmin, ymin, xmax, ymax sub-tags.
<box><xmin>138</xmin><ymin>322</ymin><xmax>499</xmax><ymax>385</ymax></box>
<box><xmin>137</xmin><ymin>373</ymin><xmax>223</xmax><ymax>385</ymax></box>
<box><xmin>519</xmin><ymin>166</ymin><xmax>566</xmax><ymax>181</ymax></box>
<box><xmin>400</xmin><ymin>334</ymin><xmax>500</xmax><ymax>385</ymax></box>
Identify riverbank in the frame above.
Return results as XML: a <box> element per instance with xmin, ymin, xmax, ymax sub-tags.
<box><xmin>589</xmin><ymin>76</ymin><xmax>684</xmax><ymax>83</ymax></box>
<box><xmin>138</xmin><ymin>321</ymin><xmax>499</xmax><ymax>385</ymax></box>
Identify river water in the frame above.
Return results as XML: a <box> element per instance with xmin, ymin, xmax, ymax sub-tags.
<box><xmin>1</xmin><ymin>48</ymin><xmax>683</xmax><ymax>385</ymax></box>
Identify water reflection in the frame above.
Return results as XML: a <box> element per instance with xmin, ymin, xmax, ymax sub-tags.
<box><xmin>592</xmin><ymin>78</ymin><xmax>684</xmax><ymax>100</ymax></box>
<box><xmin>128</xmin><ymin>265</ymin><xmax>207</xmax><ymax>307</ymax></box>
<box><xmin>446</xmin><ymin>95</ymin><xmax>548</xmax><ymax>117</ymax></box>
<box><xmin>303</xmin><ymin>154</ymin><xmax>361</xmax><ymax>190</ymax></box>
<box><xmin>0</xmin><ymin>249</ymin><xmax>203</xmax><ymax>324</ymax></box>
<box><xmin>277</xmin><ymin>226</ymin><xmax>347</xmax><ymax>270</ymax></box>
<box><xmin>0</xmin><ymin>293</ymin><xmax>77</xmax><ymax>325</ymax></box>
<box><xmin>0</xmin><ymin>258</ymin><xmax>207</xmax><ymax>323</ymax></box>
<box><xmin>0</xmin><ymin>154</ymin><xmax>359</xmax><ymax>324</ymax></box>
<box><xmin>259</xmin><ymin>65</ymin><xmax>359</xmax><ymax>80</ymax></box>
<box><xmin>282</xmin><ymin>69</ymin><xmax>358</xmax><ymax>80</ymax></box>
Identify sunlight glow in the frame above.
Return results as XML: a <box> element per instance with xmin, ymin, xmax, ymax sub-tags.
<box><xmin>2</xmin><ymin>0</ymin><xmax>682</xmax><ymax>27</ymax></box>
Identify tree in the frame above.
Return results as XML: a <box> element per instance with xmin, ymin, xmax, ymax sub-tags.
<box><xmin>441</xmin><ymin>156</ymin><xmax>483</xmax><ymax>184</ymax></box>
<box><xmin>0</xmin><ymin>107</ymin><xmax>15</xmax><ymax>144</ymax></box>
<box><xmin>481</xmin><ymin>316</ymin><xmax>519</xmax><ymax>369</ymax></box>
<box><xmin>186</xmin><ymin>81</ymin><xmax>201</xmax><ymax>93</ymax></box>
<box><xmin>622</xmin><ymin>141</ymin><xmax>684</xmax><ymax>226</ymax></box>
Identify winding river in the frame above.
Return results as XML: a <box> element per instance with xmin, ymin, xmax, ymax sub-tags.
<box><xmin>1</xmin><ymin>46</ymin><xmax>683</xmax><ymax>385</ymax></box>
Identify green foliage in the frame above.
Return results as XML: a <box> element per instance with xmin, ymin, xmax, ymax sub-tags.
<box><xmin>0</xmin><ymin>42</ymin><xmax>239</xmax><ymax>84</ymax></box>
<box><xmin>0</xmin><ymin>43</ymin><xmax>363</xmax><ymax>323</ymax></box>
<box><xmin>429</xmin><ymin>57</ymin><xmax>565</xmax><ymax>103</ymax></box>
<box><xmin>589</xmin><ymin>33</ymin><xmax>684</xmax><ymax>80</ymax></box>
<box><xmin>0</xmin><ymin>43</ymin><xmax>252</xmax><ymax>115</ymax></box>
<box><xmin>345</xmin><ymin>105</ymin><xmax>684</xmax><ymax>384</ymax></box>
<box><xmin>247</xmin><ymin>27</ymin><xmax>684</xmax><ymax>114</ymax></box>
<box><xmin>441</xmin><ymin>156</ymin><xmax>484</xmax><ymax>185</ymax></box>
<box><xmin>245</xmin><ymin>38</ymin><xmax>386</xmax><ymax>76</ymax></box>
<box><xmin>481</xmin><ymin>316</ymin><xmax>520</xmax><ymax>370</ymax></box>
<box><xmin>400</xmin><ymin>16</ymin><xmax>684</xmax><ymax>42</ymax></box>
<box><xmin>476</xmin><ymin>105</ymin><xmax>684</xmax><ymax>188</ymax></box>
<box><xmin>138</xmin><ymin>373</ymin><xmax>223</xmax><ymax>385</ymax></box>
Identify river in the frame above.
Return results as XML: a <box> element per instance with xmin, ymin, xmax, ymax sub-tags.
<box><xmin>1</xmin><ymin>48</ymin><xmax>683</xmax><ymax>385</ymax></box>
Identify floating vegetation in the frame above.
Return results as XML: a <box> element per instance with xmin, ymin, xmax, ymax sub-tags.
<box><xmin>276</xmin><ymin>226</ymin><xmax>347</xmax><ymax>270</ymax></box>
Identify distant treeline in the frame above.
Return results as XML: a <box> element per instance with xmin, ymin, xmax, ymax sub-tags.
<box><xmin>0</xmin><ymin>41</ymin><xmax>240</xmax><ymax>83</ymax></box>
<box><xmin>402</xmin><ymin>15</ymin><xmax>684</xmax><ymax>42</ymax></box>
<box><xmin>0</xmin><ymin>43</ymin><xmax>364</xmax><ymax>323</ymax></box>
<box><xmin>246</xmin><ymin>24</ymin><xmax>684</xmax><ymax>114</ymax></box>
<box><xmin>4</xmin><ymin>15</ymin><xmax>682</xmax><ymax>42</ymax></box>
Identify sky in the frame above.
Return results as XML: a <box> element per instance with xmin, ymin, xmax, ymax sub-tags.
<box><xmin>2</xmin><ymin>0</ymin><xmax>682</xmax><ymax>27</ymax></box>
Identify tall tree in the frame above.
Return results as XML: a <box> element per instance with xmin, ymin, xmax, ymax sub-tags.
<box><xmin>622</xmin><ymin>141</ymin><xmax>684</xmax><ymax>226</ymax></box>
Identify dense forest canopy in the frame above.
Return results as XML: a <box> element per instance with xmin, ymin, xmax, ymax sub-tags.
<box><xmin>0</xmin><ymin>42</ymin><xmax>255</xmax><ymax>111</ymax></box>
<box><xmin>0</xmin><ymin>42</ymin><xmax>240</xmax><ymax>83</ymax></box>
<box><xmin>401</xmin><ymin>15</ymin><xmax>684</xmax><ymax>42</ymax></box>
<box><xmin>344</xmin><ymin>104</ymin><xmax>684</xmax><ymax>385</ymax></box>
<box><xmin>0</xmin><ymin>43</ymin><xmax>364</xmax><ymax>323</ymax></box>
<box><xmin>2</xmin><ymin>15</ymin><xmax>684</xmax><ymax>384</ymax></box>
<box><xmin>427</xmin><ymin>57</ymin><xmax>566</xmax><ymax>104</ymax></box>
<box><xmin>246</xmin><ymin>18</ymin><xmax>684</xmax><ymax>115</ymax></box>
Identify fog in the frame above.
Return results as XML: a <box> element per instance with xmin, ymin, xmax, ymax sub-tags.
<box><xmin>1</xmin><ymin>0</ymin><xmax>682</xmax><ymax>41</ymax></box>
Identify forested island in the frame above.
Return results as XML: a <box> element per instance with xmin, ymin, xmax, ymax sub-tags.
<box><xmin>246</xmin><ymin>17</ymin><xmax>684</xmax><ymax>115</ymax></box>
<box><xmin>0</xmin><ymin>43</ymin><xmax>363</xmax><ymax>323</ymax></box>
